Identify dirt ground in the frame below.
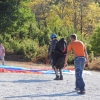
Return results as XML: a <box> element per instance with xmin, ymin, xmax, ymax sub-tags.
<box><xmin>1</xmin><ymin>54</ymin><xmax>48</xmax><ymax>68</ymax></box>
<box><xmin>1</xmin><ymin>54</ymin><xmax>73</xmax><ymax>70</ymax></box>
<box><xmin>0</xmin><ymin>54</ymin><xmax>76</xmax><ymax>71</ymax></box>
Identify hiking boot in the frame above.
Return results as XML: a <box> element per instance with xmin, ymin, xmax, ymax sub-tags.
<box><xmin>54</xmin><ymin>75</ymin><xmax>59</xmax><ymax>80</ymax></box>
<box><xmin>59</xmin><ymin>75</ymin><xmax>63</xmax><ymax>80</ymax></box>
<box><xmin>77</xmin><ymin>90</ymin><xmax>85</xmax><ymax>95</ymax></box>
<box><xmin>75</xmin><ymin>88</ymin><xmax>80</xmax><ymax>91</ymax></box>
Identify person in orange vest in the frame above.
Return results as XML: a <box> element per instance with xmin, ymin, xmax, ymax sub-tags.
<box><xmin>64</xmin><ymin>34</ymin><xmax>89</xmax><ymax>94</ymax></box>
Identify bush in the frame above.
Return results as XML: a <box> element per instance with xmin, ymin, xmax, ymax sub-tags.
<box><xmin>4</xmin><ymin>39</ymin><xmax>21</xmax><ymax>54</ymax></box>
<box><xmin>68</xmin><ymin>53</ymin><xmax>74</xmax><ymax>64</ymax></box>
<box><xmin>17</xmin><ymin>39</ymin><xmax>48</xmax><ymax>62</ymax></box>
<box><xmin>90</xmin><ymin>25</ymin><xmax>100</xmax><ymax>56</ymax></box>
<box><xmin>89</xmin><ymin>57</ymin><xmax>100</xmax><ymax>71</ymax></box>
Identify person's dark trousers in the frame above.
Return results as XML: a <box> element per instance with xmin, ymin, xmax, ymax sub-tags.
<box><xmin>74</xmin><ymin>57</ymin><xmax>86</xmax><ymax>91</ymax></box>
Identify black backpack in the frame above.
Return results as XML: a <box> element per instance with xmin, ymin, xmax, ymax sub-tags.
<box><xmin>54</xmin><ymin>38</ymin><xmax>67</xmax><ymax>54</ymax></box>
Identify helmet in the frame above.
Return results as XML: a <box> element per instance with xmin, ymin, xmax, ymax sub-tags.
<box><xmin>50</xmin><ymin>33</ymin><xmax>57</xmax><ymax>39</ymax></box>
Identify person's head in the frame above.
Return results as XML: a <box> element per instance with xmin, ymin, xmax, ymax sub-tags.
<box><xmin>70</xmin><ymin>34</ymin><xmax>77</xmax><ymax>41</ymax></box>
<box><xmin>50</xmin><ymin>33</ymin><xmax>57</xmax><ymax>40</ymax></box>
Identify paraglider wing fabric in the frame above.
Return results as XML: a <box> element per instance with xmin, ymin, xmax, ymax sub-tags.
<box><xmin>56</xmin><ymin>57</ymin><xmax>65</xmax><ymax>69</ymax></box>
<box><xmin>55</xmin><ymin>38</ymin><xmax>64</xmax><ymax>53</ymax></box>
<box><xmin>53</xmin><ymin>51</ymin><xmax>65</xmax><ymax>69</ymax></box>
<box><xmin>52</xmin><ymin>38</ymin><xmax>67</xmax><ymax>69</ymax></box>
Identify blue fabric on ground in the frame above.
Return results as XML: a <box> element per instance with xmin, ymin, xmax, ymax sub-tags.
<box><xmin>0</xmin><ymin>65</ymin><xmax>29</xmax><ymax>70</ymax></box>
<box><xmin>0</xmin><ymin>65</ymin><xmax>91</xmax><ymax>75</ymax></box>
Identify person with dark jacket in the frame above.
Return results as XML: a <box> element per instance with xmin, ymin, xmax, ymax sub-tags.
<box><xmin>49</xmin><ymin>34</ymin><xmax>67</xmax><ymax>80</ymax></box>
<box><xmin>49</xmin><ymin>33</ymin><xmax>58</xmax><ymax>76</ymax></box>
<box><xmin>48</xmin><ymin>40</ymin><xmax>53</xmax><ymax>66</ymax></box>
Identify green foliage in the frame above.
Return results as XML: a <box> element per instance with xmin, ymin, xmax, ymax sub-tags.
<box><xmin>3</xmin><ymin>38</ymin><xmax>48</xmax><ymax>61</ymax></box>
<box><xmin>89</xmin><ymin>51</ymin><xmax>94</xmax><ymax>62</ymax></box>
<box><xmin>0</xmin><ymin>0</ymin><xmax>38</xmax><ymax>38</ymax></box>
<box><xmin>18</xmin><ymin>39</ymin><xmax>48</xmax><ymax>62</ymax></box>
<box><xmin>0</xmin><ymin>0</ymin><xmax>100</xmax><ymax>64</ymax></box>
<box><xmin>90</xmin><ymin>25</ymin><xmax>100</xmax><ymax>56</ymax></box>
<box><xmin>68</xmin><ymin>53</ymin><xmax>74</xmax><ymax>64</ymax></box>
<box><xmin>0</xmin><ymin>0</ymin><xmax>18</xmax><ymax>33</ymax></box>
<box><xmin>0</xmin><ymin>34</ymin><xmax>3</xmax><ymax>42</ymax></box>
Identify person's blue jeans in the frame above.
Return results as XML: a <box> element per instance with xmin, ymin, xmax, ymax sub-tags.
<box><xmin>0</xmin><ymin>56</ymin><xmax>5</xmax><ymax>65</ymax></box>
<box><xmin>74</xmin><ymin>57</ymin><xmax>86</xmax><ymax>91</ymax></box>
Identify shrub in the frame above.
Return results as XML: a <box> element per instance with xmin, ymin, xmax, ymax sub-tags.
<box><xmin>90</xmin><ymin>25</ymin><xmax>100</xmax><ymax>56</ymax></box>
<box><xmin>68</xmin><ymin>53</ymin><xmax>74</xmax><ymax>64</ymax></box>
<box><xmin>89</xmin><ymin>57</ymin><xmax>100</xmax><ymax>71</ymax></box>
<box><xmin>18</xmin><ymin>39</ymin><xmax>48</xmax><ymax>62</ymax></box>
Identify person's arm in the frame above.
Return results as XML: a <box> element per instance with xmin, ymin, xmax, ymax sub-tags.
<box><xmin>49</xmin><ymin>42</ymin><xmax>53</xmax><ymax>56</ymax></box>
<box><xmin>84</xmin><ymin>49</ymin><xmax>89</xmax><ymax>64</ymax></box>
<box><xmin>2</xmin><ymin>46</ymin><xmax>5</xmax><ymax>56</ymax></box>
<box><xmin>64</xmin><ymin>50</ymin><xmax>71</xmax><ymax>67</ymax></box>
<box><xmin>2</xmin><ymin>49</ymin><xmax>5</xmax><ymax>56</ymax></box>
<box><xmin>64</xmin><ymin>43</ymin><xmax>72</xmax><ymax>68</ymax></box>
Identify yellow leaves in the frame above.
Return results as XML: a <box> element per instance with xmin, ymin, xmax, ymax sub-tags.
<box><xmin>85</xmin><ymin>2</ymin><xmax>100</xmax><ymax>27</ymax></box>
<box><xmin>29</xmin><ymin>0</ymin><xmax>51</xmax><ymax>7</ymax></box>
<box><xmin>65</xmin><ymin>0</ymin><xmax>73</xmax><ymax>3</ymax></box>
<box><xmin>88</xmin><ymin>2</ymin><xmax>99</xmax><ymax>10</ymax></box>
<box><xmin>29</xmin><ymin>0</ymin><xmax>100</xmax><ymax>35</ymax></box>
<box><xmin>47</xmin><ymin>15</ymin><xmax>62</xmax><ymax>24</ymax></box>
<box><xmin>88</xmin><ymin>2</ymin><xmax>100</xmax><ymax>15</ymax></box>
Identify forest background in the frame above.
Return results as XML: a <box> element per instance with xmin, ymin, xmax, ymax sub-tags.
<box><xmin>0</xmin><ymin>0</ymin><xmax>100</xmax><ymax>70</ymax></box>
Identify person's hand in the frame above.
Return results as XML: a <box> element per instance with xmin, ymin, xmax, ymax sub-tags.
<box><xmin>85</xmin><ymin>63</ymin><xmax>89</xmax><ymax>67</ymax></box>
<box><xmin>64</xmin><ymin>63</ymin><xmax>68</xmax><ymax>69</ymax></box>
<box><xmin>85</xmin><ymin>61</ymin><xmax>89</xmax><ymax>68</ymax></box>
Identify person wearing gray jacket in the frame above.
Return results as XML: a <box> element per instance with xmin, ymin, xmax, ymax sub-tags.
<box><xmin>49</xmin><ymin>33</ymin><xmax>58</xmax><ymax>77</ymax></box>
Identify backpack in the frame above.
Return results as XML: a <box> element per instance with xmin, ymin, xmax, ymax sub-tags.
<box><xmin>54</xmin><ymin>38</ymin><xmax>67</xmax><ymax>54</ymax></box>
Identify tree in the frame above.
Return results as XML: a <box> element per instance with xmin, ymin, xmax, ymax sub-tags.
<box><xmin>0</xmin><ymin>0</ymin><xmax>18</xmax><ymax>34</ymax></box>
<box><xmin>90</xmin><ymin>25</ymin><xmax>100</xmax><ymax>55</ymax></box>
<box><xmin>0</xmin><ymin>0</ymin><xmax>38</xmax><ymax>40</ymax></box>
<box><xmin>30</xmin><ymin>0</ymin><xmax>52</xmax><ymax>29</ymax></box>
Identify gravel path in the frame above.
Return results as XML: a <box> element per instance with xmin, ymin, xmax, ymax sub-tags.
<box><xmin>0</xmin><ymin>71</ymin><xmax>100</xmax><ymax>100</ymax></box>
